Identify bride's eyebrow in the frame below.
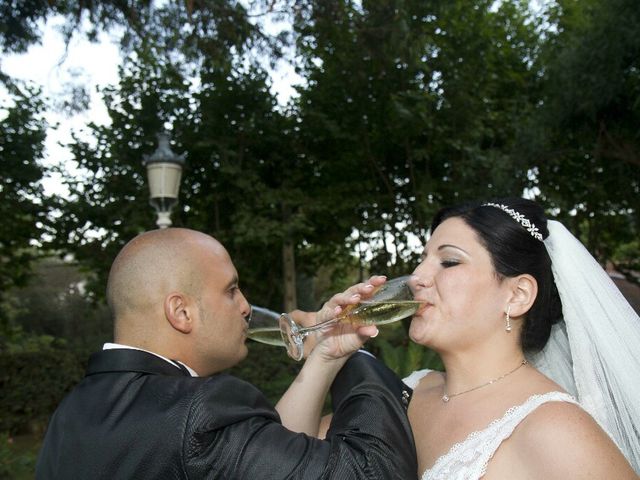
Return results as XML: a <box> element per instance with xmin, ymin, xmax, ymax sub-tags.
<box><xmin>420</xmin><ymin>243</ymin><xmax>469</xmax><ymax>261</ymax></box>
<box><xmin>438</xmin><ymin>244</ymin><xmax>470</xmax><ymax>255</ymax></box>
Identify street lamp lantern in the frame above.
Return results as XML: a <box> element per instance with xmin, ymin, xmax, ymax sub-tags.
<box><xmin>143</xmin><ymin>132</ymin><xmax>187</xmax><ymax>229</ymax></box>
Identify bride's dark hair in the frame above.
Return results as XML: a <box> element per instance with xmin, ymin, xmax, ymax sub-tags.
<box><xmin>430</xmin><ymin>197</ymin><xmax>562</xmax><ymax>352</ymax></box>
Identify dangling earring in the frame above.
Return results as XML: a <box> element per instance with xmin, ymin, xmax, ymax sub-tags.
<box><xmin>505</xmin><ymin>305</ymin><xmax>512</xmax><ymax>333</ymax></box>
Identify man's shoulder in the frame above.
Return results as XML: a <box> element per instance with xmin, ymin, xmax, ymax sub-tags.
<box><xmin>190</xmin><ymin>373</ymin><xmax>274</xmax><ymax>408</ymax></box>
<box><xmin>184</xmin><ymin>373</ymin><xmax>280</xmax><ymax>431</ymax></box>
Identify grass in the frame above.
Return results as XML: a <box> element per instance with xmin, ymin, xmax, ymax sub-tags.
<box><xmin>0</xmin><ymin>433</ymin><xmax>41</xmax><ymax>480</ymax></box>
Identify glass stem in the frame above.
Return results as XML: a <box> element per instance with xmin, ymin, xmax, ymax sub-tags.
<box><xmin>298</xmin><ymin>318</ymin><xmax>339</xmax><ymax>337</ymax></box>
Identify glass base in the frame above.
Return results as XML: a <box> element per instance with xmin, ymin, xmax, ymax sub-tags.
<box><xmin>279</xmin><ymin>313</ymin><xmax>304</xmax><ymax>361</ymax></box>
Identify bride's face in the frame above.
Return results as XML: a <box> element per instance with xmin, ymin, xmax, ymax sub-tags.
<box><xmin>409</xmin><ymin>217</ymin><xmax>511</xmax><ymax>352</ymax></box>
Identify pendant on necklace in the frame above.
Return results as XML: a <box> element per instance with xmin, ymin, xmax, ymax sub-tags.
<box><xmin>441</xmin><ymin>394</ymin><xmax>450</xmax><ymax>403</ymax></box>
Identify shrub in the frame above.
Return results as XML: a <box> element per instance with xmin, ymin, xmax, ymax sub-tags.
<box><xmin>0</xmin><ymin>350</ymin><xmax>87</xmax><ymax>436</ymax></box>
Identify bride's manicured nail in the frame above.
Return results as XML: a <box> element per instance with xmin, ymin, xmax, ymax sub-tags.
<box><xmin>363</xmin><ymin>284</ymin><xmax>374</xmax><ymax>291</ymax></box>
<box><xmin>351</xmin><ymin>293</ymin><xmax>361</xmax><ymax>300</ymax></box>
<box><xmin>370</xmin><ymin>328</ymin><xmax>379</xmax><ymax>338</ymax></box>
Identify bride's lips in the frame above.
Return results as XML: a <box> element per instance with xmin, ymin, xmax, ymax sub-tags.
<box><xmin>414</xmin><ymin>301</ymin><xmax>433</xmax><ymax>316</ymax></box>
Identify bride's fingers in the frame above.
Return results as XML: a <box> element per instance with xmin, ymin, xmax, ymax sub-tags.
<box><xmin>366</xmin><ymin>275</ymin><xmax>387</xmax><ymax>288</ymax></box>
<box><xmin>357</xmin><ymin>325</ymin><xmax>379</xmax><ymax>338</ymax></box>
<box><xmin>325</xmin><ymin>275</ymin><xmax>387</xmax><ymax>309</ymax></box>
<box><xmin>317</xmin><ymin>275</ymin><xmax>389</xmax><ymax>324</ymax></box>
<box><xmin>352</xmin><ymin>275</ymin><xmax>386</xmax><ymax>301</ymax></box>
<box><xmin>322</xmin><ymin>291</ymin><xmax>362</xmax><ymax>318</ymax></box>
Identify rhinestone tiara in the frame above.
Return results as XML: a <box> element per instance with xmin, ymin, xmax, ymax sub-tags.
<box><xmin>483</xmin><ymin>203</ymin><xmax>544</xmax><ymax>241</ymax></box>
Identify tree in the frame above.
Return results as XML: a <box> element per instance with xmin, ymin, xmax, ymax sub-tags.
<box><xmin>0</xmin><ymin>80</ymin><xmax>48</xmax><ymax>319</ymax></box>
<box><xmin>524</xmin><ymin>0</ymin><xmax>640</xmax><ymax>259</ymax></box>
<box><xmin>2</xmin><ymin>257</ymin><xmax>111</xmax><ymax>351</ymax></box>
<box><xmin>292</xmin><ymin>0</ymin><xmax>541</xmax><ymax>274</ymax></box>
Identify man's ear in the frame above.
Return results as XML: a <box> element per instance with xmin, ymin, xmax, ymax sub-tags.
<box><xmin>507</xmin><ymin>274</ymin><xmax>538</xmax><ymax>318</ymax></box>
<box><xmin>164</xmin><ymin>292</ymin><xmax>194</xmax><ymax>334</ymax></box>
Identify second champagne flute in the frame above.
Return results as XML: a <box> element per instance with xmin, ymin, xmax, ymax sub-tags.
<box><xmin>246</xmin><ymin>306</ymin><xmax>287</xmax><ymax>347</ymax></box>
<box><xmin>279</xmin><ymin>275</ymin><xmax>422</xmax><ymax>361</ymax></box>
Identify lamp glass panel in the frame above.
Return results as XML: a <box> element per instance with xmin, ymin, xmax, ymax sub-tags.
<box><xmin>146</xmin><ymin>163</ymin><xmax>182</xmax><ymax>199</ymax></box>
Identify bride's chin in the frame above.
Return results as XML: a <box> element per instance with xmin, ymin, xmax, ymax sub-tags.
<box><xmin>408</xmin><ymin>319</ymin><xmax>431</xmax><ymax>346</ymax></box>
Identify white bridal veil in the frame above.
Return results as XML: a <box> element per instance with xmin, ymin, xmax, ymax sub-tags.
<box><xmin>528</xmin><ymin>220</ymin><xmax>640</xmax><ymax>472</ymax></box>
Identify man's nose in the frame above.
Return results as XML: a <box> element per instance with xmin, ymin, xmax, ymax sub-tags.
<box><xmin>239</xmin><ymin>293</ymin><xmax>251</xmax><ymax>321</ymax></box>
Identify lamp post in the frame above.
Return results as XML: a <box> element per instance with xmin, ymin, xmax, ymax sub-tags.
<box><xmin>143</xmin><ymin>132</ymin><xmax>187</xmax><ymax>229</ymax></box>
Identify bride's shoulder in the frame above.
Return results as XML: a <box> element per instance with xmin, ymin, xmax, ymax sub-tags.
<box><xmin>513</xmin><ymin>397</ymin><xmax>614</xmax><ymax>456</ymax></box>
<box><xmin>510</xmin><ymin>399</ymin><xmax>634</xmax><ymax>477</ymax></box>
<box><xmin>403</xmin><ymin>369</ymin><xmax>445</xmax><ymax>390</ymax></box>
<box><xmin>517</xmin><ymin>396</ymin><xmax>599</xmax><ymax>439</ymax></box>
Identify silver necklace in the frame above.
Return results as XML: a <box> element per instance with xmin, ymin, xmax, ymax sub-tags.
<box><xmin>442</xmin><ymin>359</ymin><xmax>528</xmax><ymax>403</ymax></box>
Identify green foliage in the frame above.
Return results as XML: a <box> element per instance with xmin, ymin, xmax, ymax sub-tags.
<box><xmin>292</xmin><ymin>0</ymin><xmax>540</xmax><ymax>275</ymax></box>
<box><xmin>0</xmin><ymin>432</ymin><xmax>40</xmax><ymax>480</ymax></box>
<box><xmin>612</xmin><ymin>239</ymin><xmax>640</xmax><ymax>279</ymax></box>
<box><xmin>376</xmin><ymin>338</ymin><xmax>443</xmax><ymax>379</ymax></box>
<box><xmin>526</xmin><ymin>0</ymin><xmax>640</xmax><ymax>254</ymax></box>
<box><xmin>0</xmin><ymin>350</ymin><xmax>87</xmax><ymax>435</ymax></box>
<box><xmin>0</xmin><ymin>325</ymin><xmax>63</xmax><ymax>355</ymax></box>
<box><xmin>0</xmin><ymin>80</ymin><xmax>49</xmax><ymax>314</ymax></box>
<box><xmin>1</xmin><ymin>258</ymin><xmax>112</xmax><ymax>352</ymax></box>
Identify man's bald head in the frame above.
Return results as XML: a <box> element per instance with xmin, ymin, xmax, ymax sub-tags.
<box><xmin>106</xmin><ymin>228</ymin><xmax>228</xmax><ymax>338</ymax></box>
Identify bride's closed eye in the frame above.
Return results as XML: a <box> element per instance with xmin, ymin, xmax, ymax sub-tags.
<box><xmin>441</xmin><ymin>259</ymin><xmax>460</xmax><ymax>268</ymax></box>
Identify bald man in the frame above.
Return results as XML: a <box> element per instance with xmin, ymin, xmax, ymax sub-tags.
<box><xmin>36</xmin><ymin>229</ymin><xmax>417</xmax><ymax>479</ymax></box>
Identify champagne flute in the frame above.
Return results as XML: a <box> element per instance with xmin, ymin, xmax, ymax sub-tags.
<box><xmin>279</xmin><ymin>275</ymin><xmax>421</xmax><ymax>361</ymax></box>
<box><xmin>246</xmin><ymin>306</ymin><xmax>287</xmax><ymax>347</ymax></box>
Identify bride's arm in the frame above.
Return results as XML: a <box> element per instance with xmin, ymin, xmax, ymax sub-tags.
<box><xmin>274</xmin><ymin>277</ymin><xmax>385</xmax><ymax>436</ymax></box>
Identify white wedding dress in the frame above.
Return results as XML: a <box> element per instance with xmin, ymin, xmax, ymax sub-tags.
<box><xmin>403</xmin><ymin>370</ymin><xmax>579</xmax><ymax>480</ymax></box>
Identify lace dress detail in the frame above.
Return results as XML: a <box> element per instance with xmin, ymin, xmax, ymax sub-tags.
<box><xmin>403</xmin><ymin>370</ymin><xmax>579</xmax><ymax>480</ymax></box>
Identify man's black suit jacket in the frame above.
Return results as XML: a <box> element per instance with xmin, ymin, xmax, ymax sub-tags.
<box><xmin>35</xmin><ymin>348</ymin><xmax>417</xmax><ymax>479</ymax></box>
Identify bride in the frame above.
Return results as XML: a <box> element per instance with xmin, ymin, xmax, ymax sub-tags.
<box><xmin>404</xmin><ymin>198</ymin><xmax>639</xmax><ymax>479</ymax></box>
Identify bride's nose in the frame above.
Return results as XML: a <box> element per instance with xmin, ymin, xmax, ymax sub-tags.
<box><xmin>410</xmin><ymin>259</ymin><xmax>436</xmax><ymax>289</ymax></box>
<box><xmin>408</xmin><ymin>273</ymin><xmax>430</xmax><ymax>293</ymax></box>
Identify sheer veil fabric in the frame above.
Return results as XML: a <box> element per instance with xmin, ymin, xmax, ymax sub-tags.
<box><xmin>527</xmin><ymin>220</ymin><xmax>640</xmax><ymax>472</ymax></box>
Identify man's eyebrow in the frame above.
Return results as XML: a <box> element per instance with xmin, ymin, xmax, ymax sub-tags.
<box><xmin>224</xmin><ymin>275</ymin><xmax>239</xmax><ymax>290</ymax></box>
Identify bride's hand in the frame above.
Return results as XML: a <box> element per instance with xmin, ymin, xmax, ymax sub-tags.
<box><xmin>309</xmin><ymin>275</ymin><xmax>385</xmax><ymax>361</ymax></box>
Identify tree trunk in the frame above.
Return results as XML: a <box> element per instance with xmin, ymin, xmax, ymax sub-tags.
<box><xmin>282</xmin><ymin>239</ymin><xmax>297</xmax><ymax>312</ymax></box>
